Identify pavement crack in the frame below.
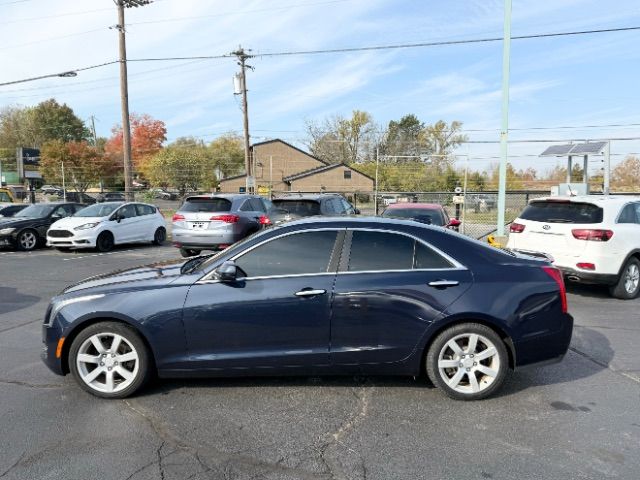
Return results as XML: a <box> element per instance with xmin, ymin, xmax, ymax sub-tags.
<box><xmin>157</xmin><ymin>441</ymin><xmax>166</xmax><ymax>480</ymax></box>
<box><xmin>0</xmin><ymin>451</ymin><xmax>25</xmax><ymax>478</ymax></box>
<box><xmin>569</xmin><ymin>347</ymin><xmax>640</xmax><ymax>384</ymax></box>
<box><xmin>0</xmin><ymin>378</ymin><xmax>64</xmax><ymax>389</ymax></box>
<box><xmin>0</xmin><ymin>318</ymin><xmax>41</xmax><ymax>334</ymax></box>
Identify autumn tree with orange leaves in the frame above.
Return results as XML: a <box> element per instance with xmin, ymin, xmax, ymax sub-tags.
<box><xmin>104</xmin><ymin>113</ymin><xmax>167</xmax><ymax>178</ymax></box>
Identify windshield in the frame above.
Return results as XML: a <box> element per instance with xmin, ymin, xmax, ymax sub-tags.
<box><xmin>0</xmin><ymin>192</ymin><xmax>11</xmax><ymax>202</ymax></box>
<box><xmin>180</xmin><ymin>197</ymin><xmax>232</xmax><ymax>213</ymax></box>
<box><xmin>382</xmin><ymin>207</ymin><xmax>445</xmax><ymax>226</ymax></box>
<box><xmin>15</xmin><ymin>204</ymin><xmax>56</xmax><ymax>218</ymax></box>
<box><xmin>74</xmin><ymin>202</ymin><xmax>123</xmax><ymax>217</ymax></box>
<box><xmin>520</xmin><ymin>201</ymin><xmax>603</xmax><ymax>223</ymax></box>
<box><xmin>272</xmin><ymin>200</ymin><xmax>320</xmax><ymax>216</ymax></box>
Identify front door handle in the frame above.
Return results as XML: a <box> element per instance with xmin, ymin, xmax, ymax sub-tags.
<box><xmin>295</xmin><ymin>289</ymin><xmax>327</xmax><ymax>297</ymax></box>
<box><xmin>428</xmin><ymin>280</ymin><xmax>459</xmax><ymax>288</ymax></box>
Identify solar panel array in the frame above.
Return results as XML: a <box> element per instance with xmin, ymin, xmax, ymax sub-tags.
<box><xmin>540</xmin><ymin>142</ymin><xmax>608</xmax><ymax>156</ymax></box>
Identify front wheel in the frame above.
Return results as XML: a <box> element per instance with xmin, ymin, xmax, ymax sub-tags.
<box><xmin>152</xmin><ymin>227</ymin><xmax>166</xmax><ymax>246</ymax></box>
<box><xmin>17</xmin><ymin>229</ymin><xmax>39</xmax><ymax>251</ymax></box>
<box><xmin>609</xmin><ymin>257</ymin><xmax>640</xmax><ymax>299</ymax></box>
<box><xmin>68</xmin><ymin>322</ymin><xmax>152</xmax><ymax>399</ymax></box>
<box><xmin>426</xmin><ymin>323</ymin><xmax>508</xmax><ymax>401</ymax></box>
<box><xmin>96</xmin><ymin>231</ymin><xmax>114</xmax><ymax>252</ymax></box>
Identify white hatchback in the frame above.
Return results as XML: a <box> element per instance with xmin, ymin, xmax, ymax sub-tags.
<box><xmin>506</xmin><ymin>195</ymin><xmax>640</xmax><ymax>299</ymax></box>
<box><xmin>47</xmin><ymin>202</ymin><xmax>167</xmax><ymax>252</ymax></box>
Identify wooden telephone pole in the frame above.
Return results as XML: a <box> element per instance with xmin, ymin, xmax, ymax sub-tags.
<box><xmin>232</xmin><ymin>46</ymin><xmax>253</xmax><ymax>193</ymax></box>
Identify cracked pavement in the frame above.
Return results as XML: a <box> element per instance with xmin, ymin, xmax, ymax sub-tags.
<box><xmin>1</xmin><ymin>245</ymin><xmax>639</xmax><ymax>479</ymax></box>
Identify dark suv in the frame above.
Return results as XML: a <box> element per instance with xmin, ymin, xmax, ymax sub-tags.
<box><xmin>271</xmin><ymin>194</ymin><xmax>359</xmax><ymax>221</ymax></box>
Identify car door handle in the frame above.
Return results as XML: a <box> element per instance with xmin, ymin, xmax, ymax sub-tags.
<box><xmin>294</xmin><ymin>289</ymin><xmax>327</xmax><ymax>297</ymax></box>
<box><xmin>428</xmin><ymin>280</ymin><xmax>459</xmax><ymax>288</ymax></box>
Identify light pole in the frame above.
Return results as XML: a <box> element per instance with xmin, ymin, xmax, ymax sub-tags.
<box><xmin>113</xmin><ymin>0</ymin><xmax>152</xmax><ymax>201</ymax></box>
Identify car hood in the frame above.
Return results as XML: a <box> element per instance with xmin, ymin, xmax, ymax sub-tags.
<box><xmin>50</xmin><ymin>216</ymin><xmax>105</xmax><ymax>229</ymax></box>
<box><xmin>0</xmin><ymin>216</ymin><xmax>42</xmax><ymax>230</ymax></box>
<box><xmin>63</xmin><ymin>257</ymin><xmax>190</xmax><ymax>294</ymax></box>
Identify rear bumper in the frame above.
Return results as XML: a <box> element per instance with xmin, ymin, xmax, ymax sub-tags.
<box><xmin>558</xmin><ymin>266</ymin><xmax>618</xmax><ymax>286</ymax></box>
<box><xmin>172</xmin><ymin>225</ymin><xmax>242</xmax><ymax>248</ymax></box>
<box><xmin>514</xmin><ymin>313</ymin><xmax>574</xmax><ymax>369</ymax></box>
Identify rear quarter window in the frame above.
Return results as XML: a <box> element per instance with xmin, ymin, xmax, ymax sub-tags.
<box><xmin>180</xmin><ymin>198</ymin><xmax>232</xmax><ymax>213</ymax></box>
<box><xmin>520</xmin><ymin>201</ymin><xmax>603</xmax><ymax>224</ymax></box>
<box><xmin>272</xmin><ymin>200</ymin><xmax>321</xmax><ymax>216</ymax></box>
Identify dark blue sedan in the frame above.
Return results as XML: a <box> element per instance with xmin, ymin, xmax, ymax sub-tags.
<box><xmin>42</xmin><ymin>217</ymin><xmax>573</xmax><ymax>400</ymax></box>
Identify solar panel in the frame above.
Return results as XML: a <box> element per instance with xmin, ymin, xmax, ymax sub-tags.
<box><xmin>540</xmin><ymin>144</ymin><xmax>574</xmax><ymax>156</ymax></box>
<box><xmin>569</xmin><ymin>141</ymin><xmax>607</xmax><ymax>155</ymax></box>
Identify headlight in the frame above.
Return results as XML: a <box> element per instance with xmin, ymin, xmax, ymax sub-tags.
<box><xmin>0</xmin><ymin>227</ymin><xmax>15</xmax><ymax>235</ymax></box>
<box><xmin>74</xmin><ymin>222</ymin><xmax>100</xmax><ymax>231</ymax></box>
<box><xmin>47</xmin><ymin>294</ymin><xmax>105</xmax><ymax>325</ymax></box>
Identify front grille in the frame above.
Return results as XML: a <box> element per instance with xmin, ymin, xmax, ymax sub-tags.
<box><xmin>48</xmin><ymin>230</ymin><xmax>73</xmax><ymax>238</ymax></box>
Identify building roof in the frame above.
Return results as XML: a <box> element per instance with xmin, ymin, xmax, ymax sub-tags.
<box><xmin>219</xmin><ymin>173</ymin><xmax>246</xmax><ymax>183</ymax></box>
<box><xmin>251</xmin><ymin>139</ymin><xmax>328</xmax><ymax>166</ymax></box>
<box><xmin>283</xmin><ymin>162</ymin><xmax>375</xmax><ymax>183</ymax></box>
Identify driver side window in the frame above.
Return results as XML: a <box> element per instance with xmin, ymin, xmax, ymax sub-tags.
<box><xmin>234</xmin><ymin>231</ymin><xmax>338</xmax><ymax>278</ymax></box>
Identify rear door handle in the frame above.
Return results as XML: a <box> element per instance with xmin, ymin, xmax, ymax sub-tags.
<box><xmin>295</xmin><ymin>289</ymin><xmax>327</xmax><ymax>297</ymax></box>
<box><xmin>428</xmin><ymin>280</ymin><xmax>459</xmax><ymax>288</ymax></box>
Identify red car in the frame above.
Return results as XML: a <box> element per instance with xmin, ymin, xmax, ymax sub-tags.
<box><xmin>381</xmin><ymin>203</ymin><xmax>461</xmax><ymax>230</ymax></box>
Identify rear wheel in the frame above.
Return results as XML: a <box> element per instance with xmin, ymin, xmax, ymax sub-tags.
<box><xmin>17</xmin><ymin>229</ymin><xmax>38</xmax><ymax>251</ymax></box>
<box><xmin>426</xmin><ymin>323</ymin><xmax>508</xmax><ymax>401</ymax></box>
<box><xmin>179</xmin><ymin>248</ymin><xmax>201</xmax><ymax>258</ymax></box>
<box><xmin>68</xmin><ymin>321</ymin><xmax>152</xmax><ymax>399</ymax></box>
<box><xmin>96</xmin><ymin>231</ymin><xmax>114</xmax><ymax>252</ymax></box>
<box><xmin>152</xmin><ymin>227</ymin><xmax>166</xmax><ymax>245</ymax></box>
<box><xmin>609</xmin><ymin>257</ymin><xmax>640</xmax><ymax>299</ymax></box>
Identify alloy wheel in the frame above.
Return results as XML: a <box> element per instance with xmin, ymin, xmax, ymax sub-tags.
<box><xmin>19</xmin><ymin>230</ymin><xmax>37</xmax><ymax>250</ymax></box>
<box><xmin>437</xmin><ymin>333</ymin><xmax>501</xmax><ymax>395</ymax></box>
<box><xmin>76</xmin><ymin>332</ymin><xmax>140</xmax><ymax>394</ymax></box>
<box><xmin>624</xmin><ymin>263</ymin><xmax>640</xmax><ymax>295</ymax></box>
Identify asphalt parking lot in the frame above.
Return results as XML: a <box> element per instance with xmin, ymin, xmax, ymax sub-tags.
<box><xmin>1</xmin><ymin>245</ymin><xmax>639</xmax><ymax>480</ymax></box>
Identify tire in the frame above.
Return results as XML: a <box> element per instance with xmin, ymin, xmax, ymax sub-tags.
<box><xmin>179</xmin><ymin>248</ymin><xmax>200</xmax><ymax>258</ymax></box>
<box><xmin>96</xmin><ymin>231</ymin><xmax>114</xmax><ymax>252</ymax></box>
<box><xmin>609</xmin><ymin>257</ymin><xmax>640</xmax><ymax>300</ymax></box>
<box><xmin>152</xmin><ymin>227</ymin><xmax>166</xmax><ymax>246</ymax></box>
<box><xmin>426</xmin><ymin>323</ymin><xmax>508</xmax><ymax>401</ymax></box>
<box><xmin>68</xmin><ymin>321</ymin><xmax>153</xmax><ymax>399</ymax></box>
<box><xmin>17</xmin><ymin>229</ymin><xmax>38</xmax><ymax>251</ymax></box>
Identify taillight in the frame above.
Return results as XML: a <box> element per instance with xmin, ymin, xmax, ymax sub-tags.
<box><xmin>172</xmin><ymin>213</ymin><xmax>185</xmax><ymax>222</ymax></box>
<box><xmin>259</xmin><ymin>215</ymin><xmax>271</xmax><ymax>225</ymax></box>
<box><xmin>510</xmin><ymin>222</ymin><xmax>525</xmax><ymax>233</ymax></box>
<box><xmin>542</xmin><ymin>266</ymin><xmax>567</xmax><ymax>313</ymax></box>
<box><xmin>571</xmin><ymin>229</ymin><xmax>613</xmax><ymax>241</ymax></box>
<box><xmin>211</xmin><ymin>214</ymin><xmax>240</xmax><ymax>223</ymax></box>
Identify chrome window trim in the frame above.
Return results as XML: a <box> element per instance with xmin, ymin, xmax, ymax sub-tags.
<box><xmin>197</xmin><ymin>225</ymin><xmax>466</xmax><ymax>283</ymax></box>
<box><xmin>346</xmin><ymin>227</ymin><xmax>466</xmax><ymax>271</ymax></box>
<box><xmin>199</xmin><ymin>228</ymin><xmax>344</xmax><ymax>282</ymax></box>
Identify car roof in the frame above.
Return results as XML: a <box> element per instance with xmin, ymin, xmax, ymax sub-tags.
<box><xmin>273</xmin><ymin>194</ymin><xmax>342</xmax><ymax>201</ymax></box>
<box><xmin>385</xmin><ymin>203</ymin><xmax>443</xmax><ymax>210</ymax></box>
<box><xmin>276</xmin><ymin>215</ymin><xmax>439</xmax><ymax>229</ymax></box>
<box><xmin>184</xmin><ymin>194</ymin><xmax>257</xmax><ymax>201</ymax></box>
<box><xmin>530</xmin><ymin>195</ymin><xmax>640</xmax><ymax>207</ymax></box>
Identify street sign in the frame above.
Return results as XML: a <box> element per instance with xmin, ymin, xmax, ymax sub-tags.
<box><xmin>246</xmin><ymin>176</ymin><xmax>255</xmax><ymax>188</ymax></box>
<box><xmin>452</xmin><ymin>195</ymin><xmax>464</xmax><ymax>204</ymax></box>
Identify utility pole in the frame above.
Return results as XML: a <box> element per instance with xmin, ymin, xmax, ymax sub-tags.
<box><xmin>232</xmin><ymin>46</ymin><xmax>253</xmax><ymax>193</ymax></box>
<box><xmin>496</xmin><ymin>0</ymin><xmax>512</xmax><ymax>238</ymax></box>
<box><xmin>113</xmin><ymin>0</ymin><xmax>151</xmax><ymax>202</ymax></box>
<box><xmin>90</xmin><ymin>115</ymin><xmax>104</xmax><ymax>193</ymax></box>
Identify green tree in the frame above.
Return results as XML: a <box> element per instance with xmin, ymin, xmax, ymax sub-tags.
<box><xmin>209</xmin><ymin>133</ymin><xmax>244</xmax><ymax>178</ymax></box>
<box><xmin>146</xmin><ymin>145</ymin><xmax>216</xmax><ymax>195</ymax></box>
<box><xmin>418</xmin><ymin>120</ymin><xmax>467</xmax><ymax>165</ymax></box>
<box><xmin>380</xmin><ymin>114</ymin><xmax>424</xmax><ymax>158</ymax></box>
<box><xmin>40</xmin><ymin>140</ymin><xmax>115</xmax><ymax>193</ymax></box>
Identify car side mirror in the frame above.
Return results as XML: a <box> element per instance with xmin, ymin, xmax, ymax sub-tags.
<box><xmin>448</xmin><ymin>218</ymin><xmax>461</xmax><ymax>229</ymax></box>
<box><xmin>216</xmin><ymin>261</ymin><xmax>239</xmax><ymax>282</ymax></box>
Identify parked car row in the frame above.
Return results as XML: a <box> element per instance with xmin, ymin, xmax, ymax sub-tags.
<box><xmin>0</xmin><ymin>201</ymin><xmax>166</xmax><ymax>252</ymax></box>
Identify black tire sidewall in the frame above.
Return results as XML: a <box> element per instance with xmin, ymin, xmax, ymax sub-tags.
<box><xmin>610</xmin><ymin>257</ymin><xmax>640</xmax><ymax>300</ymax></box>
<box><xmin>426</xmin><ymin>322</ymin><xmax>509</xmax><ymax>401</ymax></box>
<box><xmin>96</xmin><ymin>231</ymin><xmax>114</xmax><ymax>252</ymax></box>
<box><xmin>153</xmin><ymin>227</ymin><xmax>166</xmax><ymax>245</ymax></box>
<box><xmin>68</xmin><ymin>321</ymin><xmax>152</xmax><ymax>399</ymax></box>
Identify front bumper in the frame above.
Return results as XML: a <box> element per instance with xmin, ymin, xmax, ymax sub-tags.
<box><xmin>0</xmin><ymin>234</ymin><xmax>16</xmax><ymax>247</ymax></box>
<box><xmin>41</xmin><ymin>316</ymin><xmax>66</xmax><ymax>376</ymax></box>
<box><xmin>47</xmin><ymin>231</ymin><xmax>97</xmax><ymax>249</ymax></box>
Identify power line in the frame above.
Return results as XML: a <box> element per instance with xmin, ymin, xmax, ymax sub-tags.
<box><xmin>0</xmin><ymin>61</ymin><xmax>119</xmax><ymax>87</ymax></box>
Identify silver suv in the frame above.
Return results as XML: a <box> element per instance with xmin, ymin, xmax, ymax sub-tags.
<box><xmin>172</xmin><ymin>194</ymin><xmax>271</xmax><ymax>257</ymax></box>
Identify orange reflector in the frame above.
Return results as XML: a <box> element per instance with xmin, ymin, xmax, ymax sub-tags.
<box><xmin>55</xmin><ymin>337</ymin><xmax>65</xmax><ymax>358</ymax></box>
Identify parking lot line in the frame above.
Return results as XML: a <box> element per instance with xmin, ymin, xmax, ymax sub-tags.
<box><xmin>62</xmin><ymin>249</ymin><xmax>142</xmax><ymax>261</ymax></box>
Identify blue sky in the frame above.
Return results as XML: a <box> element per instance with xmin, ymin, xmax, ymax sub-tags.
<box><xmin>1</xmin><ymin>0</ymin><xmax>639</xmax><ymax>174</ymax></box>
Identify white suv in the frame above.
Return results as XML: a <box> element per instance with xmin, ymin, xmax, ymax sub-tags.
<box><xmin>506</xmin><ymin>195</ymin><xmax>640</xmax><ymax>299</ymax></box>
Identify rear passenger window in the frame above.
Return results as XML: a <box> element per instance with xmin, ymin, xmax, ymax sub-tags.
<box><xmin>348</xmin><ymin>231</ymin><xmax>453</xmax><ymax>271</ymax></box>
<box><xmin>135</xmin><ymin>204</ymin><xmax>156</xmax><ymax>216</ymax></box>
<box><xmin>618</xmin><ymin>204</ymin><xmax>639</xmax><ymax>224</ymax></box>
